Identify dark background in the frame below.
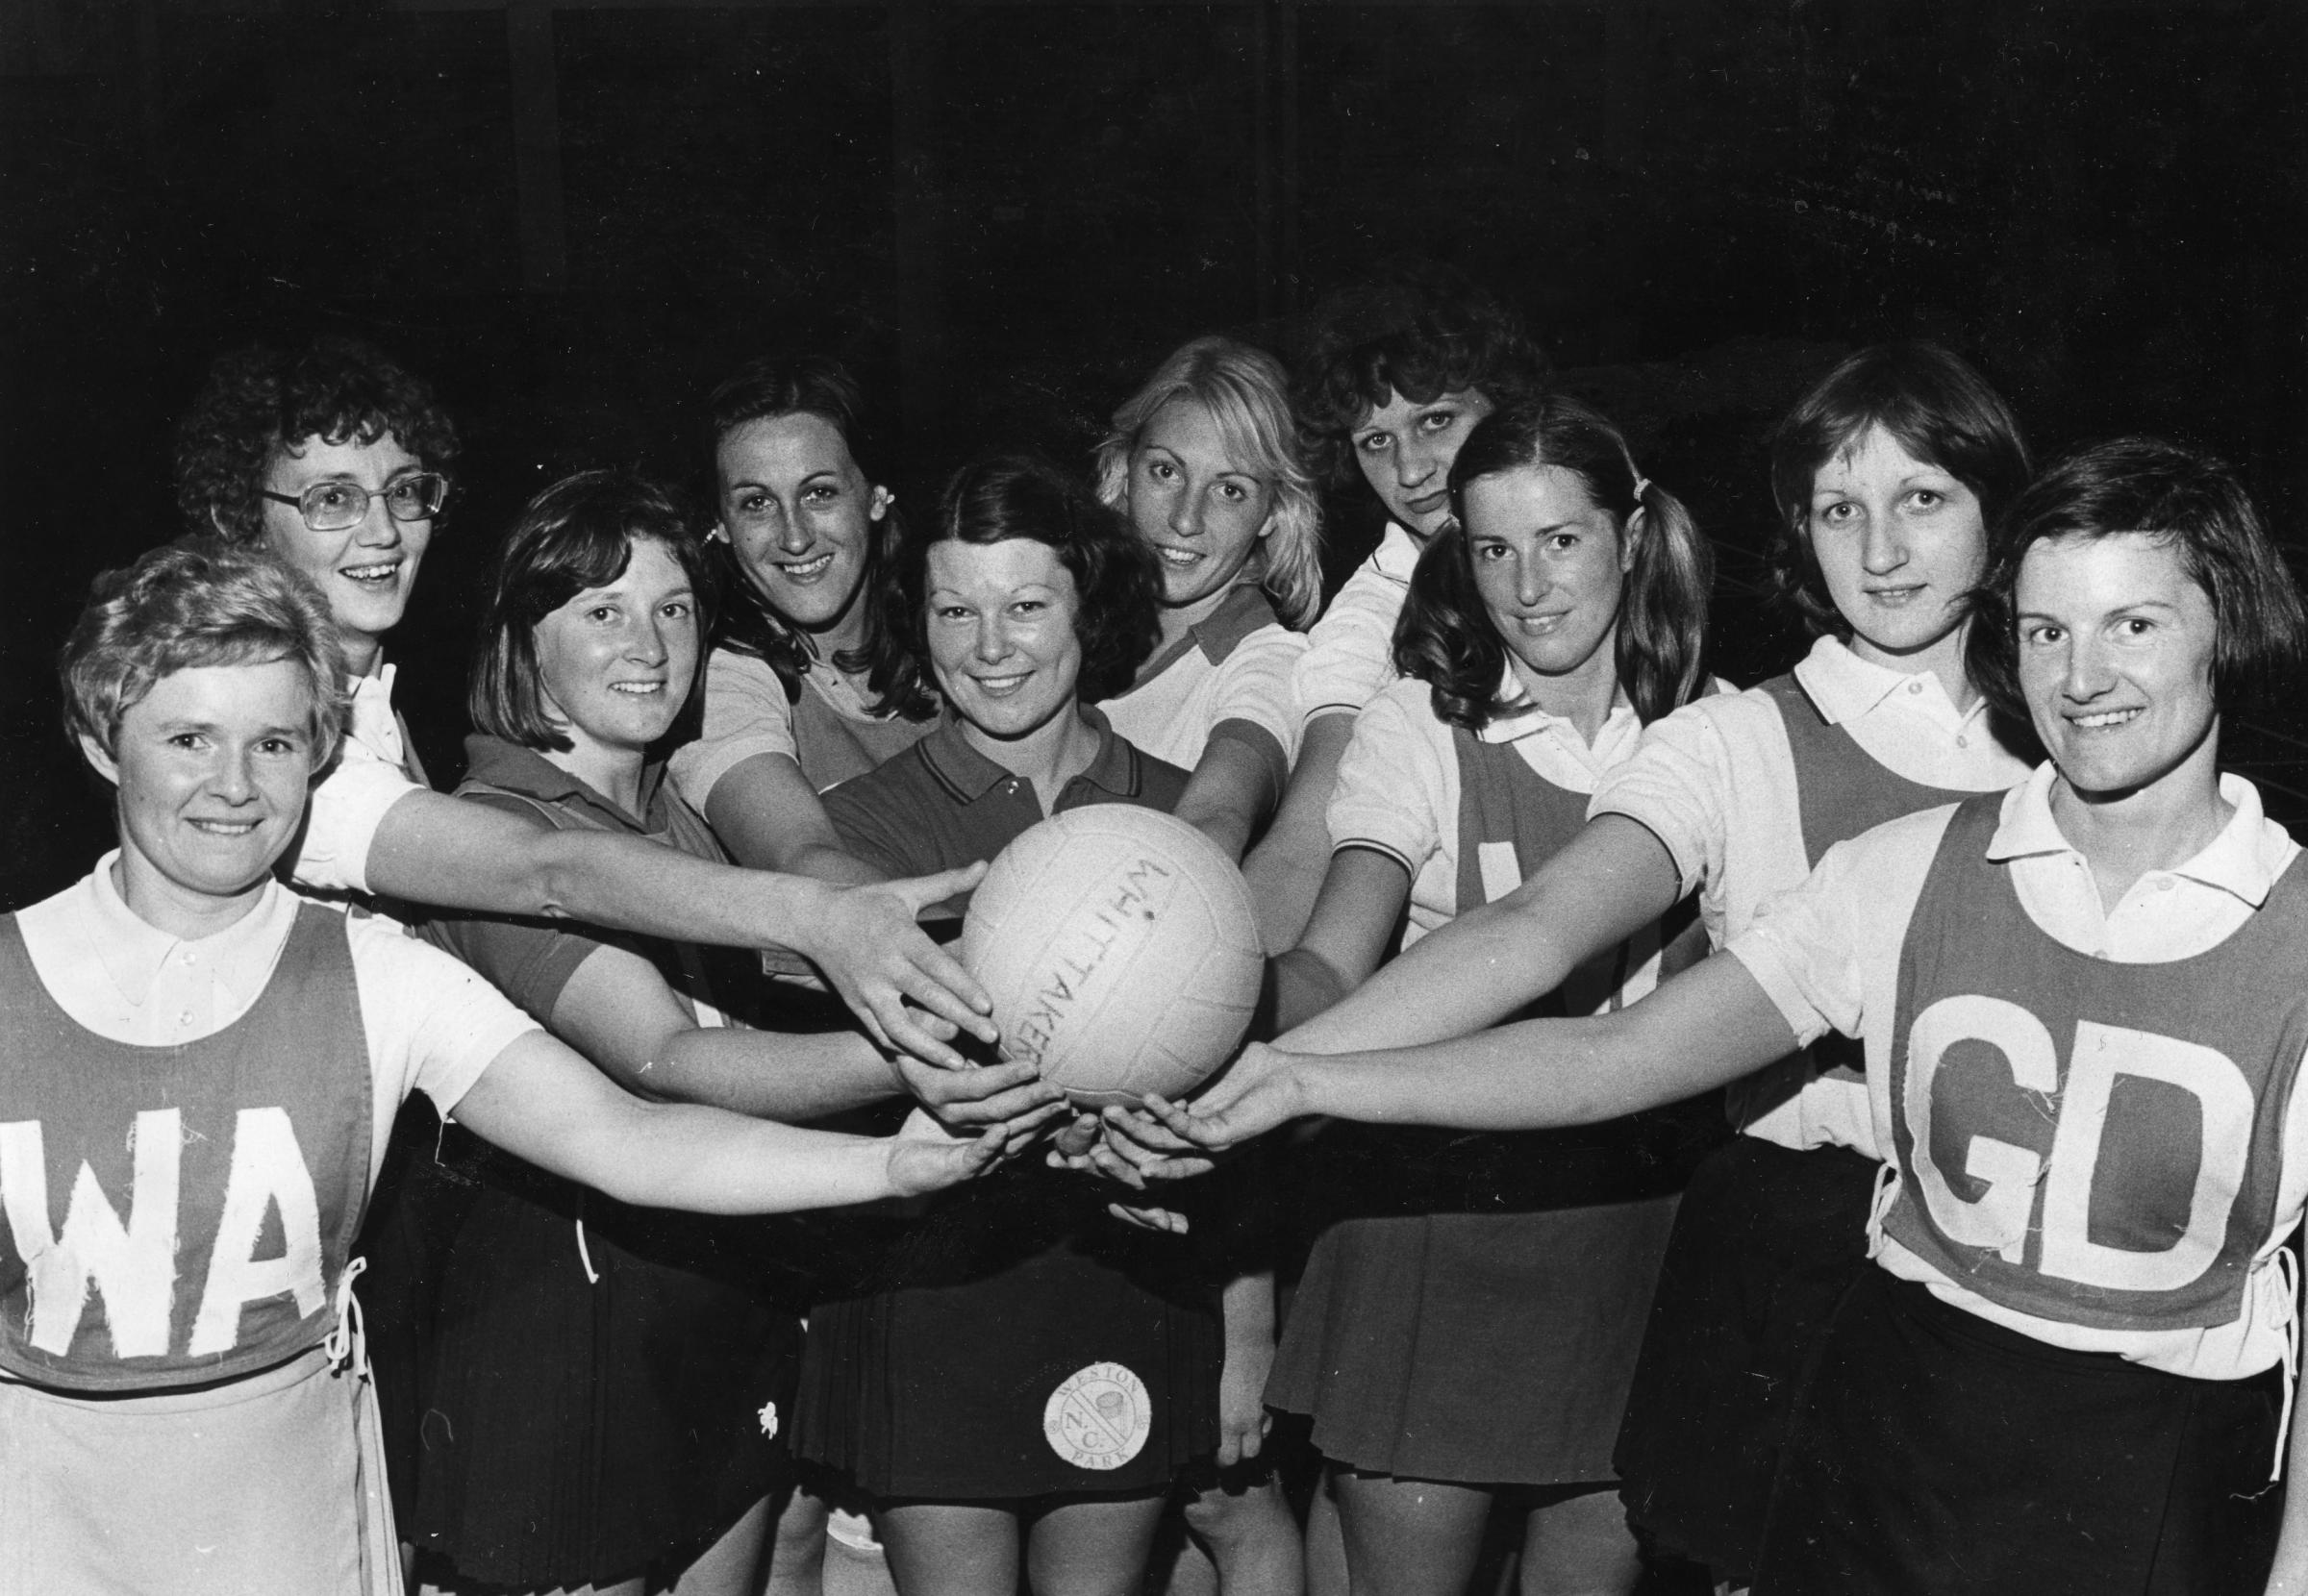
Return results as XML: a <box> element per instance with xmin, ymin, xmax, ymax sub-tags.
<box><xmin>5</xmin><ymin>0</ymin><xmax>2303</xmax><ymax>910</ymax></box>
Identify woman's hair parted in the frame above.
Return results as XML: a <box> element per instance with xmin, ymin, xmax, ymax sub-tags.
<box><xmin>702</xmin><ymin>353</ymin><xmax>899</xmax><ymax>686</ymax></box>
<box><xmin>1294</xmin><ymin>259</ymin><xmax>1549</xmax><ymax>470</ymax></box>
<box><xmin>63</xmin><ymin>538</ymin><xmax>351</xmax><ymax>767</ymax></box>
<box><xmin>1394</xmin><ymin>394</ymin><xmax>1713</xmax><ymax>730</ymax></box>
<box><xmin>470</xmin><ymin>470</ymin><xmax>712</xmax><ymax>753</ymax></box>
<box><xmin>1093</xmin><ymin>336</ymin><xmax>1324</xmax><ymax>628</ymax></box>
<box><xmin>174</xmin><ymin>336</ymin><xmax>460</xmax><ymax>543</ymax></box>
<box><xmin>1966</xmin><ymin>436</ymin><xmax>2307</xmax><ymax>725</ymax></box>
<box><xmin>1768</xmin><ymin>341</ymin><xmax>2031</xmax><ymax>636</ymax></box>
<box><xmin>868</xmin><ymin>454</ymin><xmax>1165</xmax><ymax>721</ymax></box>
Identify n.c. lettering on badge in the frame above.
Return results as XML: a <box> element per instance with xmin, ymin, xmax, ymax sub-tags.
<box><xmin>1043</xmin><ymin>1360</ymin><xmax>1152</xmax><ymax>1470</ymax></box>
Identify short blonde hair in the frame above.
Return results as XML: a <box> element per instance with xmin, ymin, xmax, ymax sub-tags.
<box><xmin>1094</xmin><ymin>336</ymin><xmax>1323</xmax><ymax>629</ymax></box>
<box><xmin>63</xmin><ymin>539</ymin><xmax>350</xmax><ymax>767</ymax></box>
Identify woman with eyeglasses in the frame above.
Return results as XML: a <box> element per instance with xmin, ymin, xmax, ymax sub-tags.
<box><xmin>173</xmin><ymin>338</ymin><xmax>992</xmax><ymax>1056</ymax></box>
<box><xmin>0</xmin><ymin>538</ymin><xmax>1024</xmax><ymax>1596</ymax></box>
<box><xmin>171</xmin><ymin>337</ymin><xmax>1003</xmax><ymax>1552</ymax></box>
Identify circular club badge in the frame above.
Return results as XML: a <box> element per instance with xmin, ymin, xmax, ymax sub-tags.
<box><xmin>1042</xmin><ymin>1361</ymin><xmax>1152</xmax><ymax>1471</ymax></box>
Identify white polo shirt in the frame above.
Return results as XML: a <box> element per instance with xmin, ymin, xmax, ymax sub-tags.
<box><xmin>15</xmin><ymin>860</ymin><xmax>539</xmax><ymax>1191</ymax></box>
<box><xmin>1591</xmin><ymin>636</ymin><xmax>2033</xmax><ymax>1154</ymax></box>
<box><xmin>290</xmin><ymin>665</ymin><xmax>427</xmax><ymax>897</ymax></box>
<box><xmin>1731</xmin><ymin>764</ymin><xmax>2308</xmax><ymax>1381</ymax></box>
<box><xmin>1099</xmin><ymin>587</ymin><xmax>1306</xmax><ymax>773</ymax></box>
<box><xmin>1293</xmin><ymin>521</ymin><xmax>1421</xmax><ymax>721</ymax></box>
<box><xmin>1328</xmin><ymin>670</ymin><xmax>1645</xmax><ymax>947</ymax></box>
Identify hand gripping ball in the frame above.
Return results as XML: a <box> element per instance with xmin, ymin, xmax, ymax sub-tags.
<box><xmin>961</xmin><ymin>807</ymin><xmax>1265</xmax><ymax>1108</ymax></box>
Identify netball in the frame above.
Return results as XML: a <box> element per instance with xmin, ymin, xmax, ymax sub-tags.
<box><xmin>961</xmin><ymin>807</ymin><xmax>1265</xmax><ymax>1108</ymax></box>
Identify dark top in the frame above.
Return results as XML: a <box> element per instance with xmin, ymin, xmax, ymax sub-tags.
<box><xmin>822</xmin><ymin>709</ymin><xmax>1190</xmax><ymax>890</ymax></box>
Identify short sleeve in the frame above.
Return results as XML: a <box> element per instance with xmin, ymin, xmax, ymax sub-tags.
<box><xmin>1206</xmin><ymin>625</ymin><xmax>1307</xmax><ymax>762</ymax></box>
<box><xmin>823</xmin><ymin>770</ymin><xmax>932</xmax><ymax>881</ymax></box>
<box><xmin>1586</xmin><ymin>693</ymin><xmax>1755</xmax><ymax>899</ymax></box>
<box><xmin>1324</xmin><ymin>683</ymin><xmax>1453</xmax><ymax>877</ymax></box>
<box><xmin>1293</xmin><ymin>562</ymin><xmax>1407</xmax><ymax>720</ymax></box>
<box><xmin>292</xmin><ymin>750</ymin><xmax>424</xmax><ymax>896</ymax></box>
<box><xmin>669</xmin><ymin>648</ymin><xmax>800</xmax><ymax>814</ymax></box>
<box><xmin>1726</xmin><ymin>805</ymin><xmax>1955</xmax><ymax>1053</ymax></box>
<box><xmin>346</xmin><ymin>911</ymin><xmax>544</xmax><ymax>1119</ymax></box>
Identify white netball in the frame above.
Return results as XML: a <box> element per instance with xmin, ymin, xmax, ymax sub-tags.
<box><xmin>961</xmin><ymin>807</ymin><xmax>1265</xmax><ymax>1108</ymax></box>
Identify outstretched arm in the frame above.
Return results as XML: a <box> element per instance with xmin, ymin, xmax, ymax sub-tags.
<box><xmin>450</xmin><ymin>1030</ymin><xmax>1028</xmax><ymax>1211</ymax></box>
<box><xmin>702</xmin><ymin>751</ymin><xmax>888</xmax><ymax>885</ymax></box>
<box><xmin>1171</xmin><ymin>723</ymin><xmax>1287</xmax><ymax>863</ymax></box>
<box><xmin>1164</xmin><ymin>950</ymin><xmax>1795</xmax><ymax>1151</ymax></box>
<box><xmin>545</xmin><ymin>942</ymin><xmax>1064</xmax><ymax>1128</ymax></box>
<box><xmin>1279</xmin><ymin>814</ymin><xmax>1684</xmax><ymax>1056</ymax></box>
<box><xmin>1268</xmin><ymin>847</ymin><xmax>1414</xmax><ymax>1034</ymax></box>
<box><xmin>1239</xmin><ymin>711</ymin><xmax>1356</xmax><ymax>951</ymax></box>
<box><xmin>364</xmin><ymin>786</ymin><xmax>994</xmax><ymax>1065</ymax></box>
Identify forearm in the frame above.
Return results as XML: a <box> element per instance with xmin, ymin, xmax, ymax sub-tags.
<box><xmin>1268</xmin><ymin>946</ymin><xmax>1355</xmax><ymax>1035</ymax></box>
<box><xmin>1282</xmin><ymin>814</ymin><xmax>1683</xmax><ymax>1057</ymax></box>
<box><xmin>1239</xmin><ymin>712</ymin><xmax>1354</xmax><ymax>950</ymax></box>
<box><xmin>1282</xmin><ymin>896</ymin><xmax>1561</xmax><ymax>1054</ymax></box>
<box><xmin>1285</xmin><ymin>955</ymin><xmax>1795</xmax><ymax>1132</ymax></box>
<box><xmin>785</xmin><ymin>841</ymin><xmax>887</xmax><ymax>886</ymax></box>
<box><xmin>650</xmin><ymin>1026</ymin><xmax>899</xmax><ymax>1119</ymax></box>
<box><xmin>1173</xmin><ymin>728</ymin><xmax>1286</xmax><ymax>863</ymax></box>
<box><xmin>586</xmin><ymin>1098</ymin><xmax>904</xmax><ymax>1212</ymax></box>
<box><xmin>528</xmin><ymin>830</ymin><xmax>827</xmax><ymax>950</ymax></box>
<box><xmin>371</xmin><ymin>791</ymin><xmax>828</xmax><ymax>953</ymax></box>
<box><xmin>1220</xmin><ymin>1267</ymin><xmax>1278</xmax><ymax>1350</ymax></box>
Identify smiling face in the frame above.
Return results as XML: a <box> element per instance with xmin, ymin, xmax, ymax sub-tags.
<box><xmin>1463</xmin><ymin>464</ymin><xmax>1629</xmax><ymax>701</ymax></box>
<box><xmin>1126</xmin><ymin>398</ymin><xmax>1275</xmax><ymax>610</ymax></box>
<box><xmin>1350</xmin><ymin>387</ymin><xmax>1495</xmax><ymax>539</ymax></box>
<box><xmin>2017</xmin><ymin>531</ymin><xmax>2221</xmax><ymax>802</ymax></box>
<box><xmin>259</xmin><ymin>432</ymin><xmax>431</xmax><ymax>677</ymax></box>
<box><xmin>715</xmin><ymin>411</ymin><xmax>890</xmax><ymax>645</ymax></box>
<box><xmin>532</xmin><ymin>537</ymin><xmax>701</xmax><ymax>761</ymax></box>
<box><xmin>84</xmin><ymin>659</ymin><xmax>318</xmax><ymax>924</ymax></box>
<box><xmin>924</xmin><ymin>537</ymin><xmax>1085</xmax><ymax>748</ymax></box>
<box><xmin>1804</xmin><ymin>424</ymin><xmax>1988</xmax><ymax>670</ymax></box>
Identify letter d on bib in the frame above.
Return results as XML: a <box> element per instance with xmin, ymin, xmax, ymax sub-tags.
<box><xmin>2040</xmin><ymin>1021</ymin><xmax>2251</xmax><ymax>1292</ymax></box>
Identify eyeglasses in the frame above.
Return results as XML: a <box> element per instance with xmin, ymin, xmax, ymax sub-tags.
<box><xmin>260</xmin><ymin>473</ymin><xmax>450</xmax><ymax>534</ymax></box>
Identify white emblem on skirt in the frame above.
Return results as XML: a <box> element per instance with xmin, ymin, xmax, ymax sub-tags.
<box><xmin>1043</xmin><ymin>1361</ymin><xmax>1151</xmax><ymax>1470</ymax></box>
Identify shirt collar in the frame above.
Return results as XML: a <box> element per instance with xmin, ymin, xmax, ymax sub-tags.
<box><xmin>344</xmin><ymin>661</ymin><xmax>405</xmax><ymax>765</ymax></box>
<box><xmin>1371</xmin><ymin>521</ymin><xmax>1424</xmax><ymax>584</ymax></box>
<box><xmin>1986</xmin><ymin>761</ymin><xmax>2288</xmax><ymax>908</ymax></box>
<box><xmin>460</xmin><ymin>734</ymin><xmax>667</xmax><ymax>833</ymax></box>
<box><xmin>76</xmin><ymin>850</ymin><xmax>299</xmax><ymax>1011</ymax></box>
<box><xmin>1477</xmin><ymin>661</ymin><xmax>1640</xmax><ymax>749</ymax></box>
<box><xmin>916</xmin><ymin>708</ymin><xmax>1143</xmax><ymax>805</ymax></box>
<box><xmin>1792</xmin><ymin>634</ymin><xmax>1984</xmax><ymax>727</ymax></box>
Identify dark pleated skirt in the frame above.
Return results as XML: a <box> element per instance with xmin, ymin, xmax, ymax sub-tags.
<box><xmin>411</xmin><ymin>1137</ymin><xmax>797</xmax><ymax>1588</ymax></box>
<box><xmin>795</xmin><ymin>1165</ymin><xmax>1222</xmax><ymax>1500</ymax></box>
<box><xmin>1611</xmin><ymin>1136</ymin><xmax>1878</xmax><ymax>1582</ymax></box>
<box><xmin>1268</xmin><ymin>1197</ymin><xmax>1680</xmax><ymax>1485</ymax></box>
<box><xmin>1755</xmin><ymin>1267</ymin><xmax>2283</xmax><ymax>1596</ymax></box>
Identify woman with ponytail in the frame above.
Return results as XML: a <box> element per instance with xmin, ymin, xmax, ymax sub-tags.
<box><xmin>1260</xmin><ymin>393</ymin><xmax>1718</xmax><ymax>1595</ymax></box>
<box><xmin>1146</xmin><ymin>343</ymin><xmax>2037</xmax><ymax>1591</ymax></box>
